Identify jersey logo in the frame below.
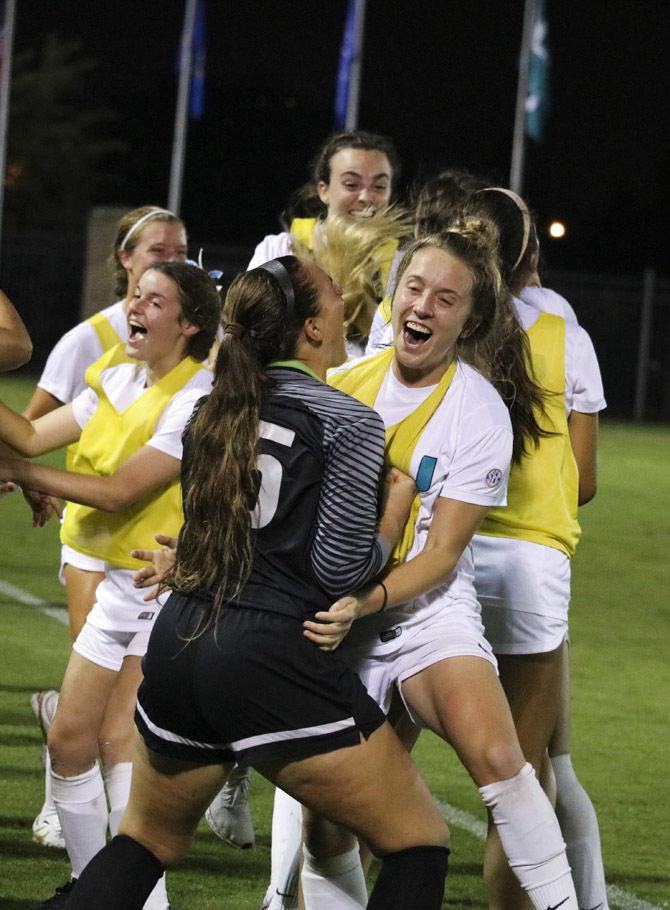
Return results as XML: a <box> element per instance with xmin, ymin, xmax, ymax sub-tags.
<box><xmin>379</xmin><ymin>626</ymin><xmax>402</xmax><ymax>643</ymax></box>
<box><xmin>137</xmin><ymin>611</ymin><xmax>155</xmax><ymax>621</ymax></box>
<box><xmin>485</xmin><ymin>468</ymin><xmax>503</xmax><ymax>488</ymax></box>
<box><xmin>416</xmin><ymin>455</ymin><xmax>437</xmax><ymax>493</ymax></box>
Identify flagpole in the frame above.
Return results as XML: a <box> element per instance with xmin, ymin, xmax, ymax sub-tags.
<box><xmin>345</xmin><ymin>0</ymin><xmax>366</xmax><ymax>129</ymax></box>
<box><xmin>0</xmin><ymin>0</ymin><xmax>17</xmax><ymax>256</ymax></box>
<box><xmin>168</xmin><ymin>0</ymin><xmax>197</xmax><ymax>214</ymax></box>
<box><xmin>510</xmin><ymin>0</ymin><xmax>535</xmax><ymax>194</ymax></box>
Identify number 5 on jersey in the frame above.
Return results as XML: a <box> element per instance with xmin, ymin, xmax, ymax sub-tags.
<box><xmin>250</xmin><ymin>420</ymin><xmax>296</xmax><ymax>529</ymax></box>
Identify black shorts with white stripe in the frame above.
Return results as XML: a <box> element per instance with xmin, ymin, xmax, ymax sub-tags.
<box><xmin>135</xmin><ymin>592</ymin><xmax>386</xmax><ymax>768</ymax></box>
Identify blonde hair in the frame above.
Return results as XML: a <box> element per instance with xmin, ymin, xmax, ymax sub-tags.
<box><xmin>109</xmin><ymin>206</ymin><xmax>184</xmax><ymax>298</ymax></box>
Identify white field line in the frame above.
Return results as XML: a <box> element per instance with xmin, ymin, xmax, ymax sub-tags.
<box><xmin>0</xmin><ymin>577</ymin><xmax>662</xmax><ymax>910</ymax></box>
<box><xmin>0</xmin><ymin>577</ymin><xmax>68</xmax><ymax>625</ymax></box>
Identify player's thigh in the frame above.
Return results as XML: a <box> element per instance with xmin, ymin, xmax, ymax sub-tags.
<box><xmin>262</xmin><ymin>720</ymin><xmax>449</xmax><ymax>857</ymax></box>
<box><xmin>120</xmin><ymin>733</ymin><xmax>232</xmax><ymax>866</ymax></box>
<box><xmin>63</xmin><ymin>563</ymin><xmax>105</xmax><ymax>642</ymax></box>
<box><xmin>401</xmin><ymin>656</ymin><xmax>524</xmax><ymax>786</ymax></box>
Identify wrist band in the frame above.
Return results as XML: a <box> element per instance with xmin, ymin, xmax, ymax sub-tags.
<box><xmin>377</xmin><ymin>581</ymin><xmax>388</xmax><ymax>613</ymax></box>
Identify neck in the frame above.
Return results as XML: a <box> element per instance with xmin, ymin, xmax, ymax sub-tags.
<box><xmin>144</xmin><ymin>349</ymin><xmax>188</xmax><ymax>386</ymax></box>
<box><xmin>391</xmin><ymin>351</ymin><xmax>455</xmax><ymax>388</ymax></box>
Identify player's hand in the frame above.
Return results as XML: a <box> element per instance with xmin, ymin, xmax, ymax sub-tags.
<box><xmin>303</xmin><ymin>596</ymin><xmax>363</xmax><ymax>651</ymax></box>
<box><xmin>131</xmin><ymin>534</ymin><xmax>177</xmax><ymax>602</ymax></box>
<box><xmin>22</xmin><ymin>489</ymin><xmax>63</xmax><ymax>527</ymax></box>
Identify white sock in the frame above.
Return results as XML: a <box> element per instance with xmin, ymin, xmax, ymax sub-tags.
<box><xmin>103</xmin><ymin>761</ymin><xmax>132</xmax><ymax>836</ymax></box>
<box><xmin>479</xmin><ymin>762</ymin><xmax>578</xmax><ymax>910</ymax></box>
<box><xmin>302</xmin><ymin>844</ymin><xmax>367</xmax><ymax>910</ymax></box>
<box><xmin>264</xmin><ymin>788</ymin><xmax>303</xmax><ymax>910</ymax></box>
<box><xmin>52</xmin><ymin>762</ymin><xmax>108</xmax><ymax>878</ymax></box>
<box><xmin>42</xmin><ymin>745</ymin><xmax>57</xmax><ymax>813</ymax></box>
<box><xmin>552</xmin><ymin>753</ymin><xmax>610</xmax><ymax>910</ymax></box>
<box><xmin>102</xmin><ymin>762</ymin><xmax>170</xmax><ymax>910</ymax></box>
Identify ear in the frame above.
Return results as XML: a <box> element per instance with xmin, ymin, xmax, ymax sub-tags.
<box><xmin>179</xmin><ymin>318</ymin><xmax>201</xmax><ymax>338</ymax></box>
<box><xmin>302</xmin><ymin>314</ymin><xmax>322</xmax><ymax>345</ymax></box>
<box><xmin>316</xmin><ymin>181</ymin><xmax>329</xmax><ymax>206</ymax></box>
<box><xmin>118</xmin><ymin>248</ymin><xmax>132</xmax><ymax>271</ymax></box>
<box><xmin>459</xmin><ymin>316</ymin><xmax>481</xmax><ymax>340</ymax></box>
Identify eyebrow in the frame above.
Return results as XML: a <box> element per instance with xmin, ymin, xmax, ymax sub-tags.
<box><xmin>340</xmin><ymin>170</ymin><xmax>390</xmax><ymax>180</ymax></box>
<box><xmin>404</xmin><ymin>274</ymin><xmax>462</xmax><ymax>298</ymax></box>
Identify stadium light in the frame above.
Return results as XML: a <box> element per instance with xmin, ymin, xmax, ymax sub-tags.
<box><xmin>548</xmin><ymin>220</ymin><xmax>566</xmax><ymax>239</ymax></box>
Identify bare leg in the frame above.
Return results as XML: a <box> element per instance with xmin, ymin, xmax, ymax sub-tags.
<box><xmin>402</xmin><ymin>655</ymin><xmax>576</xmax><ymax>910</ymax></box>
<box><xmin>68</xmin><ymin>723</ymin><xmax>449</xmax><ymax>910</ymax></box>
<box><xmin>63</xmin><ymin>564</ymin><xmax>105</xmax><ymax>643</ymax></box>
<box><xmin>549</xmin><ymin>641</ymin><xmax>610</xmax><ymax>910</ymax></box>
<box><xmin>478</xmin><ymin>646</ymin><xmax>563</xmax><ymax>910</ymax></box>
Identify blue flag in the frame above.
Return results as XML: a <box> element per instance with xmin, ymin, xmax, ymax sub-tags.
<box><xmin>189</xmin><ymin>0</ymin><xmax>206</xmax><ymax>120</ymax></box>
<box><xmin>525</xmin><ymin>0</ymin><xmax>549</xmax><ymax>141</ymax></box>
<box><xmin>334</xmin><ymin>0</ymin><xmax>357</xmax><ymax>128</ymax></box>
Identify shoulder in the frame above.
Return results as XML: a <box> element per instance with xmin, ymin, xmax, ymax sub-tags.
<box><xmin>450</xmin><ymin>361</ymin><xmax>512</xmax><ymax>431</ymax></box>
<box><xmin>520</xmin><ymin>285</ymin><xmax>578</xmax><ymax>324</ymax></box>
<box><xmin>247</xmin><ymin>233</ymin><xmax>292</xmax><ymax>269</ymax></box>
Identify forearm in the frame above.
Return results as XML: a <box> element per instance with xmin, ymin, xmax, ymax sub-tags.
<box><xmin>0</xmin><ymin>402</ymin><xmax>42</xmax><ymax>455</ymax></box>
<box><xmin>357</xmin><ymin>543</ymin><xmax>462</xmax><ymax>617</ymax></box>
<box><xmin>0</xmin><ymin>458</ymin><xmax>129</xmax><ymax>512</ymax></box>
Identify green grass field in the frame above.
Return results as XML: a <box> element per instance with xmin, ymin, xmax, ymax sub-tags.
<box><xmin>0</xmin><ymin>373</ymin><xmax>668</xmax><ymax>909</ymax></box>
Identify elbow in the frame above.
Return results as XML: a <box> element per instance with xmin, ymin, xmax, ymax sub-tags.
<box><xmin>0</xmin><ymin>341</ymin><xmax>33</xmax><ymax>372</ymax></box>
<box><xmin>578</xmin><ymin>480</ymin><xmax>597</xmax><ymax>506</ymax></box>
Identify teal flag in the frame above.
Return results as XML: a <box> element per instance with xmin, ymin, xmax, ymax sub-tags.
<box><xmin>525</xmin><ymin>0</ymin><xmax>550</xmax><ymax>141</ymax></box>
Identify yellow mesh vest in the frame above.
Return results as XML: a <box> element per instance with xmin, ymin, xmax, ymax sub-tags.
<box><xmin>478</xmin><ymin>313</ymin><xmax>581</xmax><ymax>556</ymax></box>
<box><xmin>65</xmin><ymin>312</ymin><xmax>124</xmax><ymax>470</ymax></box>
<box><xmin>289</xmin><ymin>218</ymin><xmax>398</xmax><ymax>290</ymax></box>
<box><xmin>330</xmin><ymin>348</ymin><xmax>456</xmax><ymax>565</ymax></box>
<box><xmin>61</xmin><ymin>343</ymin><xmax>202</xmax><ymax>569</ymax></box>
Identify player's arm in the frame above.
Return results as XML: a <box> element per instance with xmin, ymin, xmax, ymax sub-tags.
<box><xmin>0</xmin><ymin>400</ymin><xmax>81</xmax><ymax>457</ymax></box>
<box><xmin>0</xmin><ymin>444</ymin><xmax>181</xmax><ymax>513</ymax></box>
<box><xmin>305</xmin><ymin>497</ymin><xmax>489</xmax><ymax>650</ymax></box>
<box><xmin>0</xmin><ymin>290</ymin><xmax>32</xmax><ymax>371</ymax></box>
<box><xmin>568</xmin><ymin>410</ymin><xmax>598</xmax><ymax>505</ymax></box>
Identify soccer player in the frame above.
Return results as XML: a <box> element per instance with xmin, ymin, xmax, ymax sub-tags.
<box><xmin>266</xmin><ymin>224</ymin><xmax>580</xmax><ymax>910</ymax></box>
<box><xmin>25</xmin><ymin>206</ymin><xmax>188</xmax><ymax>852</ymax></box>
<box><xmin>62</xmin><ymin>256</ymin><xmax>451</xmax><ymax>910</ymax></box>
<box><xmin>0</xmin><ymin>262</ymin><xmax>220</xmax><ymax>909</ymax></box>
<box><xmin>465</xmin><ymin>187</ymin><xmax>608</xmax><ymax>910</ymax></box>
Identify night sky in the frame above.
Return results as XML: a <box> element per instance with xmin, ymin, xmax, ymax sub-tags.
<box><xmin>10</xmin><ymin>0</ymin><xmax>670</xmax><ymax>275</ymax></box>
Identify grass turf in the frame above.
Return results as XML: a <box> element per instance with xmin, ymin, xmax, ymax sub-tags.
<box><xmin>0</xmin><ymin>372</ymin><xmax>668</xmax><ymax>907</ymax></box>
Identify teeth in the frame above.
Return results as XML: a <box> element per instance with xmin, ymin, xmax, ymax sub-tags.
<box><xmin>405</xmin><ymin>321</ymin><xmax>431</xmax><ymax>336</ymax></box>
<box><xmin>351</xmin><ymin>208</ymin><xmax>375</xmax><ymax>217</ymax></box>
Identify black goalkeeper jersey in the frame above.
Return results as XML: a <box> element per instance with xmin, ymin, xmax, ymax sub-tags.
<box><xmin>181</xmin><ymin>366</ymin><xmax>389</xmax><ymax>620</ymax></box>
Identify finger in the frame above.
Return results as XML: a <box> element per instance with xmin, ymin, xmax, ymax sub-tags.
<box><xmin>154</xmin><ymin>534</ymin><xmax>177</xmax><ymax>548</ymax></box>
<box><xmin>130</xmin><ymin>548</ymin><xmax>154</xmax><ymax>562</ymax></box>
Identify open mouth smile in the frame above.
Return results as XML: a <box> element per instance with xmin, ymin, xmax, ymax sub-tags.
<box><xmin>128</xmin><ymin>321</ymin><xmax>148</xmax><ymax>341</ymax></box>
<box><xmin>403</xmin><ymin>319</ymin><xmax>432</xmax><ymax>347</ymax></box>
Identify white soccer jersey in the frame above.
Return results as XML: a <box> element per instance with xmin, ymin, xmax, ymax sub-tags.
<box><xmin>519</xmin><ymin>285</ymin><xmax>578</xmax><ymax>324</ymax></box>
<box><xmin>337</xmin><ymin>357</ymin><xmax>513</xmax><ymax>656</ymax></box>
<box><xmin>71</xmin><ymin>360</ymin><xmax>212</xmax><ymax>461</ymax></box>
<box><xmin>513</xmin><ymin>298</ymin><xmax>606</xmax><ymax>415</ymax></box>
<box><xmin>38</xmin><ymin>301</ymin><xmax>128</xmax><ymax>404</ymax></box>
<box><xmin>69</xmin><ymin>359</ymin><xmax>212</xmax><ymax>632</ymax></box>
<box><xmin>247</xmin><ymin>232</ymin><xmax>293</xmax><ymax>269</ymax></box>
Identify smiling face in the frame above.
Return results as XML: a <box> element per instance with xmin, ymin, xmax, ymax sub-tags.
<box><xmin>118</xmin><ymin>220</ymin><xmax>188</xmax><ymax>302</ymax></box>
<box><xmin>391</xmin><ymin>246</ymin><xmax>474</xmax><ymax>387</ymax></box>
<box><xmin>317</xmin><ymin>147</ymin><xmax>393</xmax><ymax>219</ymax></box>
<box><xmin>126</xmin><ymin>268</ymin><xmax>197</xmax><ymax>378</ymax></box>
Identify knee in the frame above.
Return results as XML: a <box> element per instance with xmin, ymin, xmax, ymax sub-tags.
<box><xmin>473</xmin><ymin>738</ymin><xmax>526</xmax><ymax>787</ymax></box>
<box><xmin>48</xmin><ymin>718</ymin><xmax>97</xmax><ymax>773</ymax></box>
<box><xmin>303</xmin><ymin>814</ymin><xmax>357</xmax><ymax>858</ymax></box>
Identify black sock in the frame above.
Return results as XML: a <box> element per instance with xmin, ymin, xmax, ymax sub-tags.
<box><xmin>367</xmin><ymin>845</ymin><xmax>450</xmax><ymax>909</ymax></box>
<box><xmin>66</xmin><ymin>834</ymin><xmax>164</xmax><ymax>909</ymax></box>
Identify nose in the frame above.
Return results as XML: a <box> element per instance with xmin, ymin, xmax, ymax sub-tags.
<box><xmin>413</xmin><ymin>290</ymin><xmax>433</xmax><ymax>317</ymax></box>
<box><xmin>357</xmin><ymin>185</ymin><xmax>373</xmax><ymax>203</ymax></box>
